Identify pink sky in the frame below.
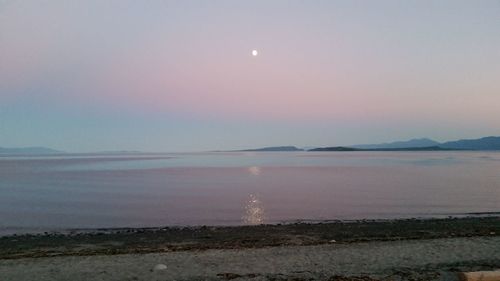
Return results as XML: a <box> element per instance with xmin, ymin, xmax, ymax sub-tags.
<box><xmin>1</xmin><ymin>1</ymin><xmax>499</xmax><ymax>151</ymax></box>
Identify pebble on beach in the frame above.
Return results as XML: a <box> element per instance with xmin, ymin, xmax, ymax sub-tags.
<box><xmin>152</xmin><ymin>264</ymin><xmax>167</xmax><ymax>271</ymax></box>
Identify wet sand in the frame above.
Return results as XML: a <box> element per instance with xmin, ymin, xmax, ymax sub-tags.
<box><xmin>0</xmin><ymin>217</ymin><xmax>499</xmax><ymax>280</ymax></box>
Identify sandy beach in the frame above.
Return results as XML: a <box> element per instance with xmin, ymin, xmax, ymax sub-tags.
<box><xmin>1</xmin><ymin>217</ymin><xmax>499</xmax><ymax>280</ymax></box>
<box><xmin>1</xmin><ymin>236</ymin><xmax>500</xmax><ymax>281</ymax></box>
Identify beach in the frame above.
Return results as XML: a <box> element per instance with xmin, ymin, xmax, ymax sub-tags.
<box><xmin>1</xmin><ymin>217</ymin><xmax>499</xmax><ymax>280</ymax></box>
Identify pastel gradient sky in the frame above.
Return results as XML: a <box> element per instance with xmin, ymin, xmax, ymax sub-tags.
<box><xmin>1</xmin><ymin>0</ymin><xmax>499</xmax><ymax>152</ymax></box>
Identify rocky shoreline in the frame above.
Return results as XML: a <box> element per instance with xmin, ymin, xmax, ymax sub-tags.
<box><xmin>1</xmin><ymin>216</ymin><xmax>499</xmax><ymax>260</ymax></box>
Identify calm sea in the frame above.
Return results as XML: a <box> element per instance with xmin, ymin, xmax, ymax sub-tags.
<box><xmin>1</xmin><ymin>151</ymin><xmax>499</xmax><ymax>234</ymax></box>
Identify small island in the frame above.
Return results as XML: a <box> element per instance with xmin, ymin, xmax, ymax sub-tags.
<box><xmin>238</xmin><ymin>146</ymin><xmax>304</xmax><ymax>152</ymax></box>
<box><xmin>309</xmin><ymin>146</ymin><xmax>454</xmax><ymax>152</ymax></box>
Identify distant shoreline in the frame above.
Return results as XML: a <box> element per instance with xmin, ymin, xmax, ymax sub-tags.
<box><xmin>308</xmin><ymin>145</ymin><xmax>457</xmax><ymax>151</ymax></box>
<box><xmin>224</xmin><ymin>146</ymin><xmax>497</xmax><ymax>152</ymax></box>
<box><xmin>3</xmin><ymin>135</ymin><xmax>500</xmax><ymax>155</ymax></box>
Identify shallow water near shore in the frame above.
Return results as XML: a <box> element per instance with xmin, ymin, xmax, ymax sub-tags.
<box><xmin>1</xmin><ymin>151</ymin><xmax>499</xmax><ymax>234</ymax></box>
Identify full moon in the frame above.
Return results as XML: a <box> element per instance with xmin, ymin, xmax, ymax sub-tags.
<box><xmin>252</xmin><ymin>50</ymin><xmax>258</xmax><ymax>56</ymax></box>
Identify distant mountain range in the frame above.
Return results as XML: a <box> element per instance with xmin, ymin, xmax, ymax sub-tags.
<box><xmin>2</xmin><ymin>136</ymin><xmax>500</xmax><ymax>155</ymax></box>
<box><xmin>351</xmin><ymin>138</ymin><xmax>440</xmax><ymax>149</ymax></box>
<box><xmin>243</xmin><ymin>136</ymin><xmax>500</xmax><ymax>152</ymax></box>
<box><xmin>314</xmin><ymin>136</ymin><xmax>500</xmax><ymax>151</ymax></box>
<box><xmin>0</xmin><ymin>147</ymin><xmax>63</xmax><ymax>155</ymax></box>
<box><xmin>440</xmin><ymin>136</ymin><xmax>500</xmax><ymax>150</ymax></box>
<box><xmin>309</xmin><ymin>146</ymin><xmax>451</xmax><ymax>152</ymax></box>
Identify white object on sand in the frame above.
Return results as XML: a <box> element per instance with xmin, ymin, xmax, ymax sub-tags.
<box><xmin>152</xmin><ymin>264</ymin><xmax>167</xmax><ymax>271</ymax></box>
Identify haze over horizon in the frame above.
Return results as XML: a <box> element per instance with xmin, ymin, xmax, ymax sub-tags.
<box><xmin>1</xmin><ymin>1</ymin><xmax>499</xmax><ymax>152</ymax></box>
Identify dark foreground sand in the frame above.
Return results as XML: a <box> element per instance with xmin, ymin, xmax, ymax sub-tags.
<box><xmin>1</xmin><ymin>217</ymin><xmax>499</xmax><ymax>280</ymax></box>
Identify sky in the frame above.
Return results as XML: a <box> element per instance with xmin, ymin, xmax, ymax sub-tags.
<box><xmin>1</xmin><ymin>0</ymin><xmax>499</xmax><ymax>152</ymax></box>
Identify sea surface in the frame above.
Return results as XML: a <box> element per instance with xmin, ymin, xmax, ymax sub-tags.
<box><xmin>1</xmin><ymin>151</ymin><xmax>499</xmax><ymax>234</ymax></box>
